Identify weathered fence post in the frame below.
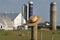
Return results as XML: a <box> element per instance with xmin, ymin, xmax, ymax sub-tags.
<box><xmin>26</xmin><ymin>16</ymin><xmax>41</xmax><ymax>40</ymax></box>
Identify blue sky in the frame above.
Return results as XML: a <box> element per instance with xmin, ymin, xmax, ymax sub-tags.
<box><xmin>0</xmin><ymin>0</ymin><xmax>60</xmax><ymax>25</ymax></box>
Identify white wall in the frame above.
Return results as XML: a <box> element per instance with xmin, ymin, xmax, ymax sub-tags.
<box><xmin>14</xmin><ymin>13</ymin><xmax>26</xmax><ymax>30</ymax></box>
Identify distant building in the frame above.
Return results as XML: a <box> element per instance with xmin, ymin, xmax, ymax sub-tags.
<box><xmin>38</xmin><ymin>22</ymin><xmax>50</xmax><ymax>30</ymax></box>
<box><xmin>13</xmin><ymin>13</ymin><xmax>27</xmax><ymax>30</ymax></box>
<box><xmin>0</xmin><ymin>1</ymin><xmax>34</xmax><ymax>30</ymax></box>
<box><xmin>0</xmin><ymin>13</ymin><xmax>27</xmax><ymax>30</ymax></box>
<box><xmin>0</xmin><ymin>16</ymin><xmax>13</xmax><ymax>30</ymax></box>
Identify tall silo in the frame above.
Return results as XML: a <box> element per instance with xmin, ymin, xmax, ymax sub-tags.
<box><xmin>22</xmin><ymin>4</ymin><xmax>27</xmax><ymax>21</ymax></box>
<box><xmin>22</xmin><ymin>4</ymin><xmax>28</xmax><ymax>30</ymax></box>
<box><xmin>50</xmin><ymin>2</ymin><xmax>57</xmax><ymax>30</ymax></box>
<box><xmin>27</xmin><ymin>1</ymin><xmax>33</xmax><ymax>21</ymax></box>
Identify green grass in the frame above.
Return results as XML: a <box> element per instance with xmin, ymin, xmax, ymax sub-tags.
<box><xmin>0</xmin><ymin>30</ymin><xmax>60</xmax><ymax>40</ymax></box>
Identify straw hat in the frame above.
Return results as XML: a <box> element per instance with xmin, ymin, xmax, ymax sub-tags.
<box><xmin>29</xmin><ymin>16</ymin><xmax>41</xmax><ymax>23</ymax></box>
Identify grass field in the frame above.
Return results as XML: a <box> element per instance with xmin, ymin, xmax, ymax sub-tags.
<box><xmin>0</xmin><ymin>30</ymin><xmax>60</xmax><ymax>40</ymax></box>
